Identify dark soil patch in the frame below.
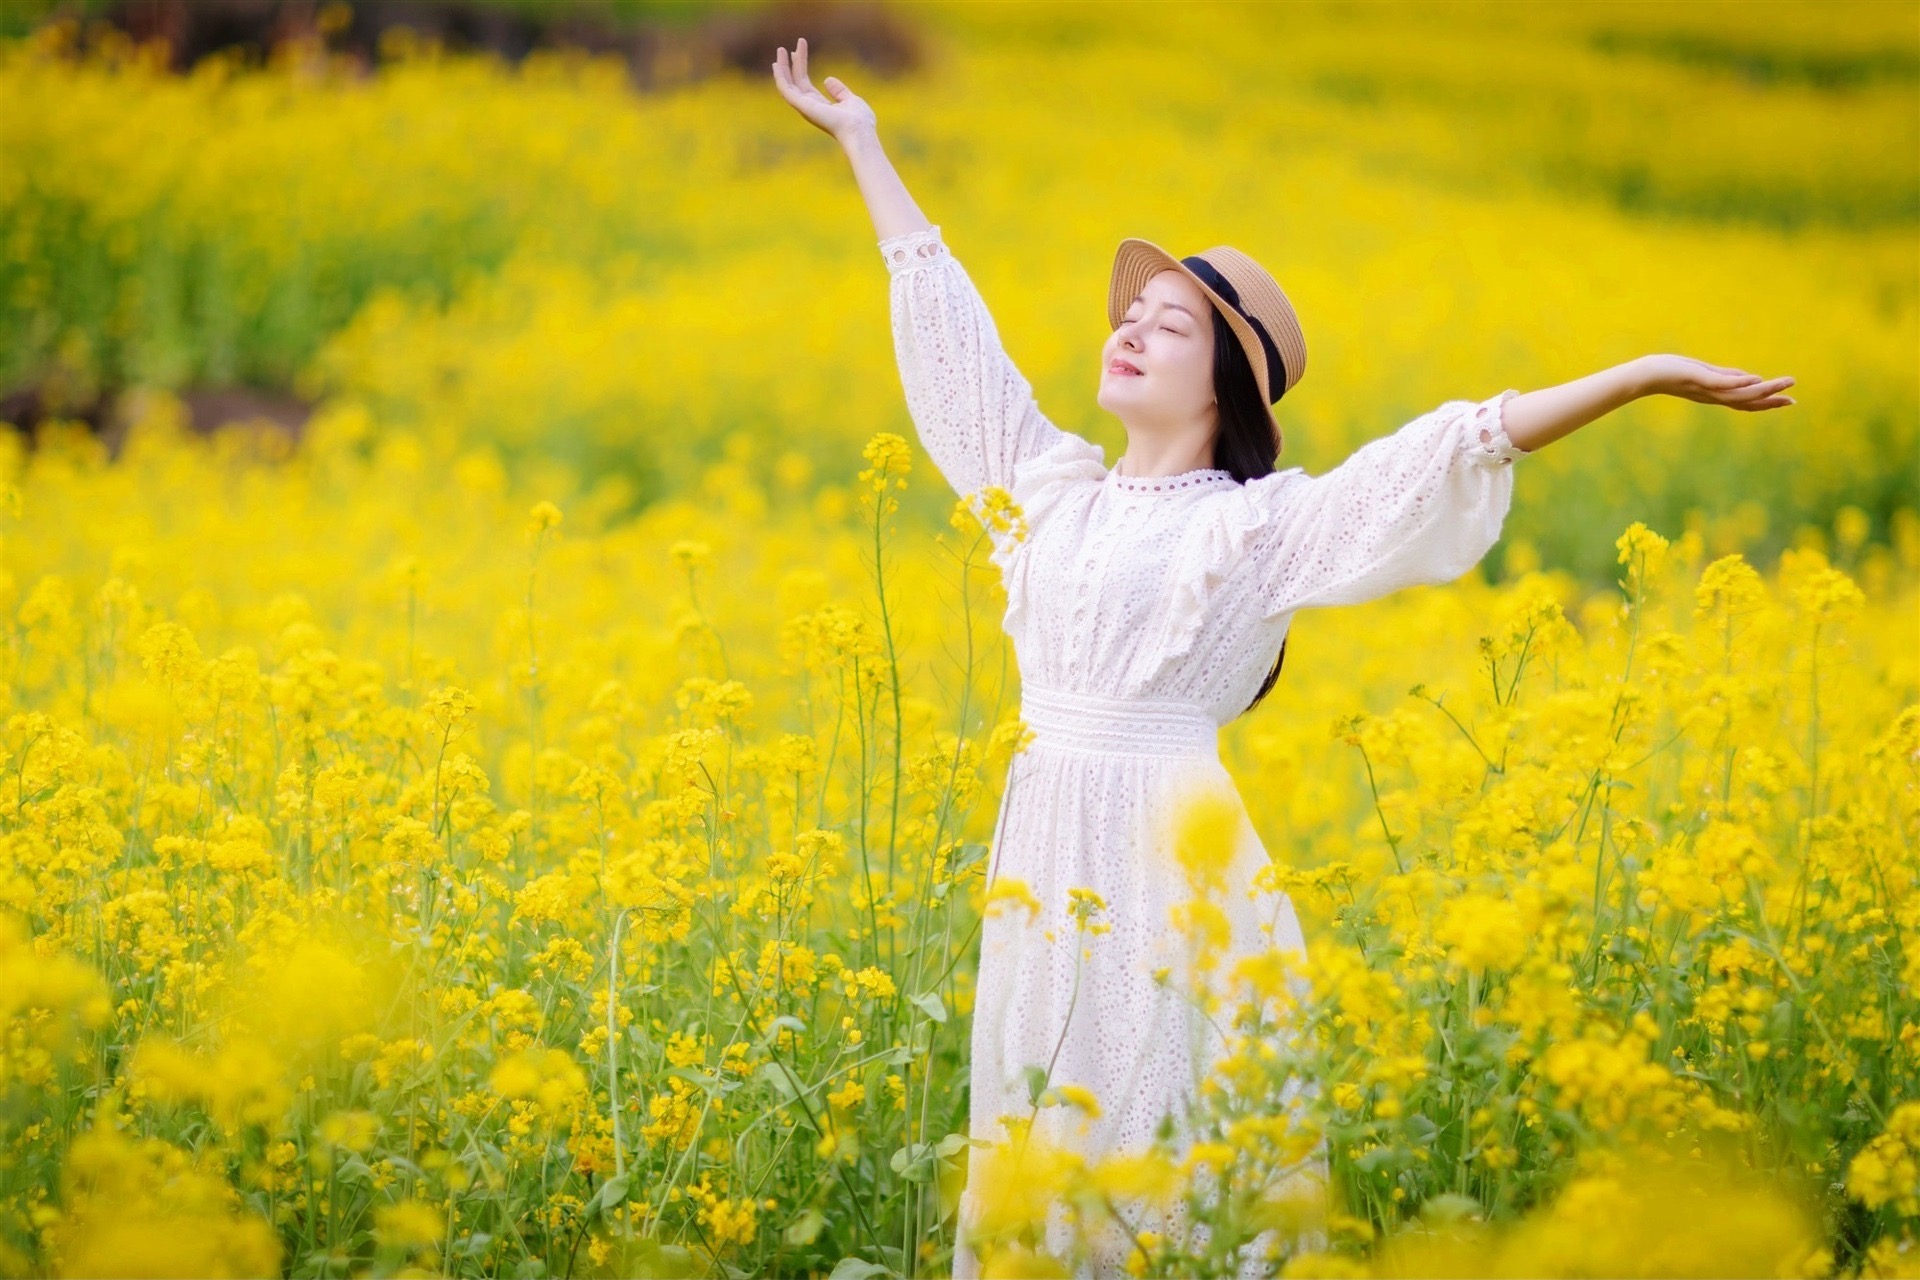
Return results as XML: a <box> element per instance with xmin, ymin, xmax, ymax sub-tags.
<box><xmin>48</xmin><ymin>0</ymin><xmax>923</xmax><ymax>89</ymax></box>
<box><xmin>6</xmin><ymin>1</ymin><xmax>927</xmax><ymax>456</ymax></box>
<box><xmin>1</xmin><ymin>383</ymin><xmax>313</xmax><ymax>460</ymax></box>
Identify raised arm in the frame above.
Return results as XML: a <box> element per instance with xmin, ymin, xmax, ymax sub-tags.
<box><xmin>773</xmin><ymin>37</ymin><xmax>1073</xmax><ymax>498</ymax></box>
<box><xmin>773</xmin><ymin>36</ymin><xmax>927</xmax><ymax>242</ymax></box>
<box><xmin>870</xmin><ymin>224</ymin><xmax>1071</xmax><ymax>498</ymax></box>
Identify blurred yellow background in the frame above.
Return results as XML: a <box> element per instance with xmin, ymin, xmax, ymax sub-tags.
<box><xmin>3</xmin><ymin>0</ymin><xmax>1913</xmax><ymax>578</ymax></box>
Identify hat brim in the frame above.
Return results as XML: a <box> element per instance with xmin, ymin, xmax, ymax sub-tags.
<box><xmin>1108</xmin><ymin>237</ymin><xmax>1283</xmax><ymax>457</ymax></box>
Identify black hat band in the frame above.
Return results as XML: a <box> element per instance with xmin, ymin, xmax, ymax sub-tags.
<box><xmin>1181</xmin><ymin>255</ymin><xmax>1288</xmax><ymax>403</ymax></box>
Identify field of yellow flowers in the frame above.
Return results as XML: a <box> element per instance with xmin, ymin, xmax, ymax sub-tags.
<box><xmin>2</xmin><ymin>2</ymin><xmax>1916</xmax><ymax>1278</ymax></box>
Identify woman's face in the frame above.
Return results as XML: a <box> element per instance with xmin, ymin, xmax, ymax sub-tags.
<box><xmin>1097</xmin><ymin>267</ymin><xmax>1217</xmax><ymax>430</ymax></box>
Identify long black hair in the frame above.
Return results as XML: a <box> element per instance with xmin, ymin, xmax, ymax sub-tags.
<box><xmin>1206</xmin><ymin>304</ymin><xmax>1288</xmax><ymax>715</ymax></box>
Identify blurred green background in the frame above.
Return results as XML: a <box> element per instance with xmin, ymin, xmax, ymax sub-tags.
<box><xmin>2</xmin><ymin>0</ymin><xmax>1914</xmax><ymax>581</ymax></box>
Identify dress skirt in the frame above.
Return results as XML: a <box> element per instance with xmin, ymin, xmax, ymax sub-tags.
<box><xmin>951</xmin><ymin>683</ymin><xmax>1330</xmax><ymax>1280</ymax></box>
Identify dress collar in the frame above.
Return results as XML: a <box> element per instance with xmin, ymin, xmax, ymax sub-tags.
<box><xmin>1104</xmin><ymin>467</ymin><xmax>1237</xmax><ymax>494</ymax></box>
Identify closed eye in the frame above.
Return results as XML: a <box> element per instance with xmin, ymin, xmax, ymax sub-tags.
<box><xmin>1123</xmin><ymin>310</ymin><xmax>1183</xmax><ymax>335</ymax></box>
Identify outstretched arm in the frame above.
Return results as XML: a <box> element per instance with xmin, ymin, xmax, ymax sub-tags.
<box><xmin>1502</xmin><ymin>355</ymin><xmax>1796</xmax><ymax>453</ymax></box>
<box><xmin>1245</xmin><ymin>390</ymin><xmax>1528</xmax><ymax>616</ymax></box>
<box><xmin>1242</xmin><ymin>355</ymin><xmax>1797</xmax><ymax>615</ymax></box>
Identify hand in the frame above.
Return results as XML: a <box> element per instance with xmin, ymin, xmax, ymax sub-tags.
<box><xmin>772</xmin><ymin>37</ymin><xmax>877</xmax><ymax>146</ymax></box>
<box><xmin>1637</xmin><ymin>354</ymin><xmax>1796</xmax><ymax>410</ymax></box>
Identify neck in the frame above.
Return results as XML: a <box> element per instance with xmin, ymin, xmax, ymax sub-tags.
<box><xmin>1112</xmin><ymin>430</ymin><xmax>1216</xmax><ymax>478</ymax></box>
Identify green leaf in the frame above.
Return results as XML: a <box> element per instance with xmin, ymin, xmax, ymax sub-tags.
<box><xmin>587</xmin><ymin>1174</ymin><xmax>633</xmax><ymax>1220</ymax></box>
<box><xmin>909</xmin><ymin>991</ymin><xmax>948</xmax><ymax>1024</ymax></box>
<box><xmin>621</xmin><ymin>1238</ymin><xmax>701</xmax><ymax>1278</ymax></box>
<box><xmin>761</xmin><ymin>1014</ymin><xmax>807</xmax><ymax>1047</ymax></box>
<box><xmin>828</xmin><ymin>1258</ymin><xmax>893</xmax><ymax>1280</ymax></box>
<box><xmin>665</xmin><ymin>1065</ymin><xmax>721</xmax><ymax>1095</ymax></box>
<box><xmin>952</xmin><ymin>842</ymin><xmax>989</xmax><ymax>872</ymax></box>
<box><xmin>934</xmin><ymin>1131</ymin><xmax>973</xmax><ymax>1158</ymax></box>
<box><xmin>1353</xmin><ymin>1145</ymin><xmax>1402</xmax><ymax>1173</ymax></box>
<box><xmin>448</xmin><ymin>1232</ymin><xmax>494</xmax><ymax>1258</ymax></box>
<box><xmin>758</xmin><ymin>1060</ymin><xmax>802</xmax><ymax>1104</ymax></box>
<box><xmin>1418</xmin><ymin>1192</ymin><xmax>1485</xmax><ymax>1225</ymax></box>
<box><xmin>382</xmin><ymin>1154</ymin><xmax>427</xmax><ymax>1179</ymax></box>
<box><xmin>300</xmin><ymin>1246</ymin><xmax>356</xmax><ymax>1278</ymax></box>
<box><xmin>1023</xmin><ymin>1065</ymin><xmax>1049</xmax><ymax>1107</ymax></box>
<box><xmin>890</xmin><ymin>1142</ymin><xmax>936</xmax><ymax>1182</ymax></box>
<box><xmin>784</xmin><ymin>1207</ymin><xmax>826</xmax><ymax>1245</ymax></box>
<box><xmin>334</xmin><ymin>1154</ymin><xmax>374</xmax><ymax>1184</ymax></box>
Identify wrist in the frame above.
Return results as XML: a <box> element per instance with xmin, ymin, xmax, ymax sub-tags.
<box><xmin>1625</xmin><ymin>354</ymin><xmax>1663</xmax><ymax>400</ymax></box>
<box><xmin>839</xmin><ymin>125</ymin><xmax>883</xmax><ymax>160</ymax></box>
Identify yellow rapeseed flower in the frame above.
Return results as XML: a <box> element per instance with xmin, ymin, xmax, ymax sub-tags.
<box><xmin>524</xmin><ymin>499</ymin><xmax>563</xmax><ymax>545</ymax></box>
<box><xmin>373</xmin><ymin>1197</ymin><xmax>444</xmax><ymax>1250</ymax></box>
<box><xmin>858</xmin><ymin>432</ymin><xmax>912</xmax><ymax>493</ymax></box>
<box><xmin>1846</xmin><ymin>1101</ymin><xmax>1920</xmax><ymax>1217</ymax></box>
<box><xmin>1169</xmin><ymin>780</ymin><xmax>1241</xmax><ymax>895</ymax></box>
<box><xmin>984</xmin><ymin>877</ymin><xmax>1043</xmax><ymax>921</ymax></box>
<box><xmin>1433</xmin><ymin>890</ymin><xmax>1530</xmax><ymax>974</ymax></box>
<box><xmin>1039</xmin><ymin>1081</ymin><xmax>1102</xmax><ymax>1118</ymax></box>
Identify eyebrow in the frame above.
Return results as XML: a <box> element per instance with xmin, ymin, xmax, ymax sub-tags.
<box><xmin>1128</xmin><ymin>294</ymin><xmax>1197</xmax><ymax>319</ymax></box>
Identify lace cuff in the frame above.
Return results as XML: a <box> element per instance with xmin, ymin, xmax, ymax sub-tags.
<box><xmin>1464</xmin><ymin>388</ymin><xmax>1527</xmax><ymax>466</ymax></box>
<box><xmin>878</xmin><ymin>224</ymin><xmax>950</xmax><ymax>276</ymax></box>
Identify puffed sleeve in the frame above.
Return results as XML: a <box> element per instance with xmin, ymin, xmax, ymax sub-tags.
<box><xmin>1244</xmin><ymin>389</ymin><xmax>1528</xmax><ymax>615</ymax></box>
<box><xmin>878</xmin><ymin>224</ymin><xmax>1075</xmax><ymax>500</ymax></box>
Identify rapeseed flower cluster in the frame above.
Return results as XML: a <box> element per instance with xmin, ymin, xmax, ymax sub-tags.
<box><xmin>1</xmin><ymin>401</ymin><xmax>1914</xmax><ymax>1277</ymax></box>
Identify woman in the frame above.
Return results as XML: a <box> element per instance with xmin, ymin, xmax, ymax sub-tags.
<box><xmin>773</xmin><ymin>36</ymin><xmax>1796</xmax><ymax>1278</ymax></box>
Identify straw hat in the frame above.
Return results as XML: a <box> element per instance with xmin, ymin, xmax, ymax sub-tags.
<box><xmin>1107</xmin><ymin>237</ymin><xmax>1307</xmax><ymax>454</ymax></box>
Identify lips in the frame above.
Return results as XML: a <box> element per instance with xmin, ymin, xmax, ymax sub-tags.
<box><xmin>1108</xmin><ymin>359</ymin><xmax>1143</xmax><ymax>376</ymax></box>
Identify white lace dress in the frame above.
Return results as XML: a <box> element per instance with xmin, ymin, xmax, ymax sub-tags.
<box><xmin>878</xmin><ymin>224</ymin><xmax>1526</xmax><ymax>1278</ymax></box>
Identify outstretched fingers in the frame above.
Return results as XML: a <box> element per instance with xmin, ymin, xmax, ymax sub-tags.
<box><xmin>790</xmin><ymin>35</ymin><xmax>820</xmax><ymax>96</ymax></box>
<box><xmin>1723</xmin><ymin>374</ymin><xmax>1795</xmax><ymax>399</ymax></box>
<box><xmin>772</xmin><ymin>42</ymin><xmax>822</xmax><ymax>110</ymax></box>
<box><xmin>1649</xmin><ymin>357</ymin><xmax>1796</xmax><ymax>409</ymax></box>
<box><xmin>1719</xmin><ymin>375</ymin><xmax>1797</xmax><ymax>410</ymax></box>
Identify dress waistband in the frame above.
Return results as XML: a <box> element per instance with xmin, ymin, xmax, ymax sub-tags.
<box><xmin>1019</xmin><ymin>684</ymin><xmax>1219</xmax><ymax>759</ymax></box>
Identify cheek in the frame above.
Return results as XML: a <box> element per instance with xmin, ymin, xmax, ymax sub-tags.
<box><xmin>1170</xmin><ymin>341</ymin><xmax>1210</xmax><ymax>384</ymax></box>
